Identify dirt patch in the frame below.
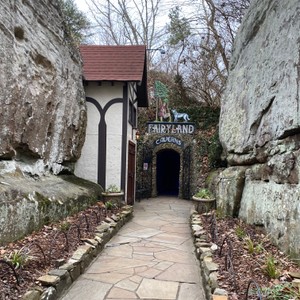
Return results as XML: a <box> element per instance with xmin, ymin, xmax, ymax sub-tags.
<box><xmin>0</xmin><ymin>202</ymin><xmax>120</xmax><ymax>299</ymax></box>
<box><xmin>201</xmin><ymin>213</ymin><xmax>300</xmax><ymax>299</ymax></box>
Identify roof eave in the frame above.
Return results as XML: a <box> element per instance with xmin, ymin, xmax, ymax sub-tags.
<box><xmin>136</xmin><ymin>54</ymin><xmax>148</xmax><ymax>108</ymax></box>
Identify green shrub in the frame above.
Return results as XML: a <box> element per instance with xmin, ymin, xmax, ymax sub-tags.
<box><xmin>264</xmin><ymin>256</ymin><xmax>280</xmax><ymax>279</ymax></box>
<box><xmin>5</xmin><ymin>247</ymin><xmax>34</xmax><ymax>269</ymax></box>
<box><xmin>194</xmin><ymin>188</ymin><xmax>214</xmax><ymax>199</ymax></box>
<box><xmin>105</xmin><ymin>184</ymin><xmax>121</xmax><ymax>193</ymax></box>
<box><xmin>105</xmin><ymin>201</ymin><xmax>114</xmax><ymax>210</ymax></box>
<box><xmin>262</xmin><ymin>283</ymin><xmax>300</xmax><ymax>299</ymax></box>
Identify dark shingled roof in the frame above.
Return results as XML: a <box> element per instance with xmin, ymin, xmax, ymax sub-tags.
<box><xmin>79</xmin><ymin>45</ymin><xmax>146</xmax><ymax>81</ymax></box>
<box><xmin>79</xmin><ymin>45</ymin><xmax>148</xmax><ymax>107</ymax></box>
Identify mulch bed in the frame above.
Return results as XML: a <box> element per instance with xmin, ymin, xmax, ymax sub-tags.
<box><xmin>201</xmin><ymin>213</ymin><xmax>300</xmax><ymax>299</ymax></box>
<box><xmin>0</xmin><ymin>202</ymin><xmax>120</xmax><ymax>300</ymax></box>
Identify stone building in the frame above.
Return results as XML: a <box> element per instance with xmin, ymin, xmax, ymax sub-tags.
<box><xmin>136</xmin><ymin>121</ymin><xmax>197</xmax><ymax>200</ymax></box>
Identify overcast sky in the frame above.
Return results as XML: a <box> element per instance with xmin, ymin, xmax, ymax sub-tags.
<box><xmin>74</xmin><ymin>0</ymin><xmax>89</xmax><ymax>12</ymax></box>
<box><xmin>73</xmin><ymin>0</ymin><xmax>193</xmax><ymax>46</ymax></box>
<box><xmin>73</xmin><ymin>0</ymin><xmax>191</xmax><ymax>15</ymax></box>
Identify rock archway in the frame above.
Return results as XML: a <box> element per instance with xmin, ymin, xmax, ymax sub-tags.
<box><xmin>136</xmin><ymin>134</ymin><xmax>195</xmax><ymax>200</ymax></box>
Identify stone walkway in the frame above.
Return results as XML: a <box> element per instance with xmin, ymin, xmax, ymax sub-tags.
<box><xmin>60</xmin><ymin>197</ymin><xmax>206</xmax><ymax>300</ymax></box>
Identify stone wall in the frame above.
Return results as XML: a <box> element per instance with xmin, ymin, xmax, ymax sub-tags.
<box><xmin>136</xmin><ymin>133</ymin><xmax>196</xmax><ymax>200</ymax></box>
<box><xmin>217</xmin><ymin>0</ymin><xmax>300</xmax><ymax>258</ymax></box>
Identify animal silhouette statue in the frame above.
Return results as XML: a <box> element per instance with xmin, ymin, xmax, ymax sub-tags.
<box><xmin>171</xmin><ymin>109</ymin><xmax>190</xmax><ymax>122</ymax></box>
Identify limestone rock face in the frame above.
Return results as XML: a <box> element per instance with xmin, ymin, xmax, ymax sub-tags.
<box><xmin>220</xmin><ymin>0</ymin><xmax>300</xmax><ymax>159</ymax></box>
<box><xmin>217</xmin><ymin>0</ymin><xmax>300</xmax><ymax>258</ymax></box>
<box><xmin>0</xmin><ymin>0</ymin><xmax>86</xmax><ymax>174</ymax></box>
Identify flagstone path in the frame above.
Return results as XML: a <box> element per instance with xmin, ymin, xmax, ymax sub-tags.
<box><xmin>60</xmin><ymin>197</ymin><xmax>206</xmax><ymax>300</ymax></box>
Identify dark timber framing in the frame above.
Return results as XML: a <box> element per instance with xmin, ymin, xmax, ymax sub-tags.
<box><xmin>121</xmin><ymin>84</ymin><xmax>128</xmax><ymax>193</ymax></box>
<box><xmin>86</xmin><ymin>84</ymin><xmax>128</xmax><ymax>192</ymax></box>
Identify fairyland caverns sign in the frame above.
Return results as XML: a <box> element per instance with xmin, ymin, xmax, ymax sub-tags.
<box><xmin>154</xmin><ymin>136</ymin><xmax>184</xmax><ymax>148</ymax></box>
<box><xmin>147</xmin><ymin>122</ymin><xmax>195</xmax><ymax>134</ymax></box>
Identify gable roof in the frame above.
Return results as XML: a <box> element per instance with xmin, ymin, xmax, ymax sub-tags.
<box><xmin>80</xmin><ymin>45</ymin><xmax>146</xmax><ymax>81</ymax></box>
<box><xmin>79</xmin><ymin>45</ymin><xmax>148</xmax><ymax>107</ymax></box>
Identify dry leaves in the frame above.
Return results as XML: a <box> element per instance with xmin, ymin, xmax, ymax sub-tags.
<box><xmin>0</xmin><ymin>203</ymin><xmax>119</xmax><ymax>299</ymax></box>
<box><xmin>201</xmin><ymin>214</ymin><xmax>300</xmax><ymax>299</ymax></box>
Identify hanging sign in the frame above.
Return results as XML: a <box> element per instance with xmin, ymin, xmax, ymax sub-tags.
<box><xmin>147</xmin><ymin>122</ymin><xmax>195</xmax><ymax>134</ymax></box>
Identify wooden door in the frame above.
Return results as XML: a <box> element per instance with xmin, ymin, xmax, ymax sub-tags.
<box><xmin>127</xmin><ymin>141</ymin><xmax>136</xmax><ymax>205</ymax></box>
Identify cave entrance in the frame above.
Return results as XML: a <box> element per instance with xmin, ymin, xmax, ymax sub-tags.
<box><xmin>156</xmin><ymin>149</ymin><xmax>180</xmax><ymax>196</ymax></box>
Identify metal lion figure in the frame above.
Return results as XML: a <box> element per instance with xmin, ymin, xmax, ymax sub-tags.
<box><xmin>171</xmin><ymin>109</ymin><xmax>190</xmax><ymax>122</ymax></box>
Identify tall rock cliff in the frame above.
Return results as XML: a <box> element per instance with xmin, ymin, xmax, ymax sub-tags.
<box><xmin>0</xmin><ymin>1</ymin><xmax>101</xmax><ymax>245</ymax></box>
<box><xmin>0</xmin><ymin>0</ymin><xmax>87</xmax><ymax>175</ymax></box>
<box><xmin>217</xmin><ymin>0</ymin><xmax>300</xmax><ymax>257</ymax></box>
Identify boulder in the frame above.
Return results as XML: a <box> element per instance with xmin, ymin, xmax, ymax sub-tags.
<box><xmin>0</xmin><ymin>0</ymin><xmax>86</xmax><ymax>174</ymax></box>
<box><xmin>215</xmin><ymin>167</ymin><xmax>247</xmax><ymax>217</ymax></box>
<box><xmin>220</xmin><ymin>0</ymin><xmax>300</xmax><ymax>161</ymax></box>
<box><xmin>217</xmin><ymin>0</ymin><xmax>300</xmax><ymax>258</ymax></box>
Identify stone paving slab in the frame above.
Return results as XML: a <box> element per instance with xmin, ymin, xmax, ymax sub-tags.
<box><xmin>60</xmin><ymin>197</ymin><xmax>206</xmax><ymax>300</ymax></box>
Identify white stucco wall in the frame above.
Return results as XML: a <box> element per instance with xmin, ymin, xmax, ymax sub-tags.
<box><xmin>74</xmin><ymin>101</ymin><xmax>99</xmax><ymax>182</ymax></box>
<box><xmin>106</xmin><ymin>102</ymin><xmax>123</xmax><ymax>188</ymax></box>
<box><xmin>75</xmin><ymin>81</ymin><xmax>138</xmax><ymax>201</ymax></box>
<box><xmin>86</xmin><ymin>82</ymin><xmax>123</xmax><ymax>102</ymax></box>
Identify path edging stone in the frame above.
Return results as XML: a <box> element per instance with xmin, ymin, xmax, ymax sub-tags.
<box><xmin>22</xmin><ymin>205</ymin><xmax>133</xmax><ymax>300</ymax></box>
<box><xmin>190</xmin><ymin>209</ymin><xmax>229</xmax><ymax>300</ymax></box>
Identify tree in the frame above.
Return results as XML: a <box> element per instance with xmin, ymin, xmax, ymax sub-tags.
<box><xmin>86</xmin><ymin>0</ymin><xmax>166</xmax><ymax>49</ymax></box>
<box><xmin>168</xmin><ymin>6</ymin><xmax>191</xmax><ymax>77</ymax></box>
<box><xmin>166</xmin><ymin>0</ymin><xmax>251</xmax><ymax>107</ymax></box>
<box><xmin>58</xmin><ymin>0</ymin><xmax>91</xmax><ymax>44</ymax></box>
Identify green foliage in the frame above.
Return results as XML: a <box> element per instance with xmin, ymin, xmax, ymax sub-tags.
<box><xmin>5</xmin><ymin>247</ymin><xmax>33</xmax><ymax>269</ymax></box>
<box><xmin>170</xmin><ymin>74</ymin><xmax>195</xmax><ymax>107</ymax></box>
<box><xmin>235</xmin><ymin>225</ymin><xmax>246</xmax><ymax>240</ymax></box>
<box><xmin>264</xmin><ymin>256</ymin><xmax>280</xmax><ymax>279</ymax></box>
<box><xmin>194</xmin><ymin>188</ymin><xmax>213</xmax><ymax>199</ymax></box>
<box><xmin>60</xmin><ymin>221</ymin><xmax>71</xmax><ymax>231</ymax></box>
<box><xmin>105</xmin><ymin>201</ymin><xmax>114</xmax><ymax>210</ymax></box>
<box><xmin>59</xmin><ymin>0</ymin><xmax>91</xmax><ymax>44</ymax></box>
<box><xmin>245</xmin><ymin>236</ymin><xmax>255</xmax><ymax>254</ymax></box>
<box><xmin>168</xmin><ymin>6</ymin><xmax>191</xmax><ymax>46</ymax></box>
<box><xmin>105</xmin><ymin>184</ymin><xmax>121</xmax><ymax>193</ymax></box>
<box><xmin>207</xmin><ymin>131</ymin><xmax>223</xmax><ymax>168</ymax></box>
<box><xmin>154</xmin><ymin>81</ymin><xmax>169</xmax><ymax>102</ymax></box>
<box><xmin>179</xmin><ymin>106</ymin><xmax>220</xmax><ymax>130</ymax></box>
<box><xmin>262</xmin><ymin>283</ymin><xmax>300</xmax><ymax>299</ymax></box>
<box><xmin>244</xmin><ymin>236</ymin><xmax>264</xmax><ymax>255</ymax></box>
<box><xmin>254</xmin><ymin>242</ymin><xmax>265</xmax><ymax>254</ymax></box>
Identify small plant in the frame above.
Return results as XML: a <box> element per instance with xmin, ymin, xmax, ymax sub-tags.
<box><xmin>105</xmin><ymin>184</ymin><xmax>121</xmax><ymax>193</ymax></box>
<box><xmin>5</xmin><ymin>247</ymin><xmax>33</xmax><ymax>269</ymax></box>
<box><xmin>254</xmin><ymin>242</ymin><xmax>265</xmax><ymax>254</ymax></box>
<box><xmin>194</xmin><ymin>188</ymin><xmax>214</xmax><ymax>199</ymax></box>
<box><xmin>105</xmin><ymin>201</ymin><xmax>114</xmax><ymax>210</ymax></box>
<box><xmin>244</xmin><ymin>236</ymin><xmax>265</xmax><ymax>255</ymax></box>
<box><xmin>264</xmin><ymin>255</ymin><xmax>280</xmax><ymax>279</ymax></box>
<box><xmin>235</xmin><ymin>225</ymin><xmax>246</xmax><ymax>240</ymax></box>
<box><xmin>245</xmin><ymin>236</ymin><xmax>255</xmax><ymax>254</ymax></box>
<box><xmin>60</xmin><ymin>221</ymin><xmax>71</xmax><ymax>231</ymax></box>
<box><xmin>262</xmin><ymin>283</ymin><xmax>300</xmax><ymax>300</ymax></box>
